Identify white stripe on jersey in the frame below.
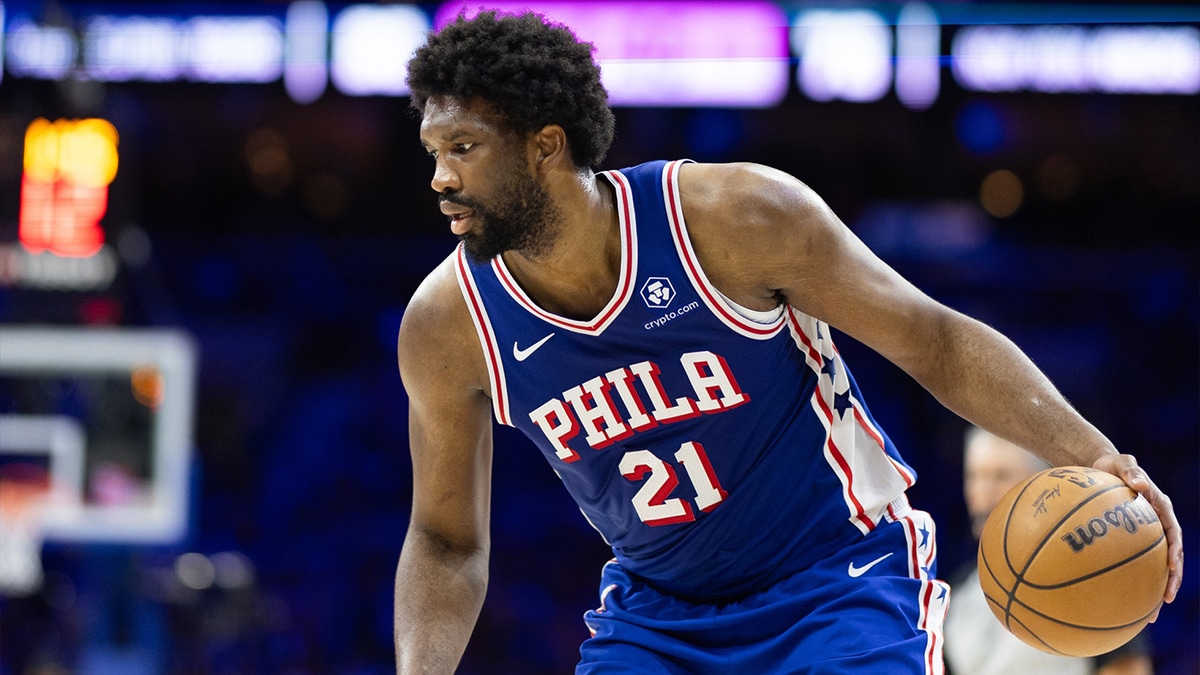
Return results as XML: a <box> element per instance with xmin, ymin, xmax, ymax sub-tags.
<box><xmin>488</xmin><ymin>169</ymin><xmax>639</xmax><ymax>335</ymax></box>
<box><xmin>787</xmin><ymin>307</ymin><xmax>912</xmax><ymax>534</ymax></box>
<box><xmin>662</xmin><ymin>159</ymin><xmax>787</xmax><ymax>340</ymax></box>
<box><xmin>455</xmin><ymin>246</ymin><xmax>512</xmax><ymax>426</ymax></box>
<box><xmin>888</xmin><ymin>506</ymin><xmax>948</xmax><ymax>675</ymax></box>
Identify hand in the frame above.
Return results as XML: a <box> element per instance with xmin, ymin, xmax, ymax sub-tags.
<box><xmin>1091</xmin><ymin>453</ymin><xmax>1183</xmax><ymax>619</ymax></box>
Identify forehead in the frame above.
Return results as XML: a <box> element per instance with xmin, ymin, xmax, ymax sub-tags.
<box><xmin>965</xmin><ymin>435</ymin><xmax>1040</xmax><ymax>474</ymax></box>
<box><xmin>419</xmin><ymin>96</ymin><xmax>509</xmax><ymax>144</ymax></box>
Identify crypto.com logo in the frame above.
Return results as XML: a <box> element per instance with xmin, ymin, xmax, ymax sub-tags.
<box><xmin>640</xmin><ymin>277</ymin><xmax>675</xmax><ymax>309</ymax></box>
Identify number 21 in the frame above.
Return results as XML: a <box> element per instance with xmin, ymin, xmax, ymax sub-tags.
<box><xmin>619</xmin><ymin>441</ymin><xmax>728</xmax><ymax>526</ymax></box>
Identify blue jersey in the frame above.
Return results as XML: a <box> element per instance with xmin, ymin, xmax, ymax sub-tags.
<box><xmin>455</xmin><ymin>159</ymin><xmax>917</xmax><ymax>601</ymax></box>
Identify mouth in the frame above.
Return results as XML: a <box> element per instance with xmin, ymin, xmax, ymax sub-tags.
<box><xmin>440</xmin><ymin>199</ymin><xmax>477</xmax><ymax>235</ymax></box>
<box><xmin>446</xmin><ymin>210</ymin><xmax>475</xmax><ymax>235</ymax></box>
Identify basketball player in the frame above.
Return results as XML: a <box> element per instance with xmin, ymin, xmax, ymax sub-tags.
<box><xmin>943</xmin><ymin>427</ymin><xmax>1154</xmax><ymax>675</ymax></box>
<box><xmin>393</xmin><ymin>11</ymin><xmax>1183</xmax><ymax>674</ymax></box>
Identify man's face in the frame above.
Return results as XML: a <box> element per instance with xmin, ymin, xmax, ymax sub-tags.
<box><xmin>963</xmin><ymin>435</ymin><xmax>1046</xmax><ymax>540</ymax></box>
<box><xmin>419</xmin><ymin>97</ymin><xmax>562</xmax><ymax>262</ymax></box>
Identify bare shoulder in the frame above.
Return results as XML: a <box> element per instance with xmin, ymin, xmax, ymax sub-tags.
<box><xmin>398</xmin><ymin>251</ymin><xmax>489</xmax><ymax>398</ymax></box>
<box><xmin>676</xmin><ymin>162</ymin><xmax>835</xmax><ymax>309</ymax></box>
<box><xmin>678</xmin><ymin>161</ymin><xmax>823</xmax><ymax>218</ymax></box>
<box><xmin>678</xmin><ymin>161</ymin><xmax>949</xmax><ymax>363</ymax></box>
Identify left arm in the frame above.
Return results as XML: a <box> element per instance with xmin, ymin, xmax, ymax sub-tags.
<box><xmin>678</xmin><ymin>161</ymin><xmax>1182</xmax><ymax>605</ymax></box>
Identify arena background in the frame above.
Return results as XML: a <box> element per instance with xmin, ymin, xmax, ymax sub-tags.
<box><xmin>0</xmin><ymin>1</ymin><xmax>1196</xmax><ymax>673</ymax></box>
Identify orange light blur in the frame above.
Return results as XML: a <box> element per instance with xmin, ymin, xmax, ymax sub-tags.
<box><xmin>131</xmin><ymin>367</ymin><xmax>165</xmax><ymax>409</ymax></box>
<box><xmin>19</xmin><ymin>118</ymin><xmax>120</xmax><ymax>258</ymax></box>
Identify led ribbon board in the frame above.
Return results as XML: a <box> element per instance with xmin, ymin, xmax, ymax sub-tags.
<box><xmin>433</xmin><ymin>1</ymin><xmax>790</xmax><ymax>108</ymax></box>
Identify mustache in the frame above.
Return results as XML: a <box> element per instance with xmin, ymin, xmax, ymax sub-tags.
<box><xmin>439</xmin><ymin>193</ymin><xmax>482</xmax><ymax>211</ymax></box>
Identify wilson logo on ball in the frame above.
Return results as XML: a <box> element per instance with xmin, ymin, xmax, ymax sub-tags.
<box><xmin>977</xmin><ymin>466</ymin><xmax>1168</xmax><ymax>658</ymax></box>
<box><xmin>1060</xmin><ymin>497</ymin><xmax>1159</xmax><ymax>553</ymax></box>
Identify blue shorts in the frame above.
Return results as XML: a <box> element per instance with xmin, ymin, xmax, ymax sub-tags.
<box><xmin>578</xmin><ymin>507</ymin><xmax>950</xmax><ymax>674</ymax></box>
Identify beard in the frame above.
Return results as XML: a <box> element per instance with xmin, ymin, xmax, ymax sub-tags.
<box><xmin>443</xmin><ymin>162</ymin><xmax>563</xmax><ymax>263</ymax></box>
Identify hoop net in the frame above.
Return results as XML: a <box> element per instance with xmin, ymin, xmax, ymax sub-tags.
<box><xmin>0</xmin><ymin>465</ymin><xmax>50</xmax><ymax>597</ymax></box>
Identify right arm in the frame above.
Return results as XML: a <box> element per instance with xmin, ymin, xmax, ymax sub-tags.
<box><xmin>394</xmin><ymin>254</ymin><xmax>495</xmax><ymax>674</ymax></box>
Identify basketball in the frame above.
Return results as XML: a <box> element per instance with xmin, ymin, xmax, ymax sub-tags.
<box><xmin>977</xmin><ymin>466</ymin><xmax>1167</xmax><ymax>657</ymax></box>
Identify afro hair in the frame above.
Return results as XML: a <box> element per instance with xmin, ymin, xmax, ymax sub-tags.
<box><xmin>406</xmin><ymin>11</ymin><xmax>616</xmax><ymax>171</ymax></box>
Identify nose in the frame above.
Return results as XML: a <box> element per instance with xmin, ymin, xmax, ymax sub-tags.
<box><xmin>430</xmin><ymin>157</ymin><xmax>461</xmax><ymax>194</ymax></box>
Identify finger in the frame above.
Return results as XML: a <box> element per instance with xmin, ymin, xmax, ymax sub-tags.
<box><xmin>1112</xmin><ymin>456</ymin><xmax>1148</xmax><ymax>492</ymax></box>
<box><xmin>1163</xmin><ymin>519</ymin><xmax>1183</xmax><ymax>604</ymax></box>
<box><xmin>1090</xmin><ymin>453</ymin><xmax>1142</xmax><ymax>490</ymax></box>
<box><xmin>1094</xmin><ymin>455</ymin><xmax>1183</xmax><ymax>604</ymax></box>
<box><xmin>1125</xmin><ymin>467</ymin><xmax>1148</xmax><ymax>491</ymax></box>
<box><xmin>1166</xmin><ymin>549</ymin><xmax>1183</xmax><ymax>603</ymax></box>
<box><xmin>1136</xmin><ymin>476</ymin><xmax>1182</xmax><ymax>604</ymax></box>
<box><xmin>1142</xmin><ymin>488</ymin><xmax>1181</xmax><ymax>603</ymax></box>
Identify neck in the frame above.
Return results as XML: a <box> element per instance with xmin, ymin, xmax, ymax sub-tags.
<box><xmin>502</xmin><ymin>170</ymin><xmax>620</xmax><ymax>320</ymax></box>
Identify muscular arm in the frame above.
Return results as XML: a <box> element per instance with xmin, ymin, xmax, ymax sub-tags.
<box><xmin>679</xmin><ymin>162</ymin><xmax>1182</xmax><ymax>604</ymax></box>
<box><xmin>394</xmin><ymin>254</ymin><xmax>494</xmax><ymax>673</ymax></box>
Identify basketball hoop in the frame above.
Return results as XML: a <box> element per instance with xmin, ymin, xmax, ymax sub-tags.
<box><xmin>0</xmin><ymin>463</ymin><xmax>50</xmax><ymax>597</ymax></box>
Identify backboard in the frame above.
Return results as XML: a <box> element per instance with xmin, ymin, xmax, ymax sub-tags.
<box><xmin>0</xmin><ymin>326</ymin><xmax>197</xmax><ymax>544</ymax></box>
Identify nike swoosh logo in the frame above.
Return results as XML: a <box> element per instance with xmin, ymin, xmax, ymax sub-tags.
<box><xmin>847</xmin><ymin>552</ymin><xmax>893</xmax><ymax>578</ymax></box>
<box><xmin>513</xmin><ymin>333</ymin><xmax>555</xmax><ymax>362</ymax></box>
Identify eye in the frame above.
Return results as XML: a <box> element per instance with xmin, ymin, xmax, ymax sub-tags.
<box><xmin>456</xmin><ymin>142</ymin><xmax>475</xmax><ymax>153</ymax></box>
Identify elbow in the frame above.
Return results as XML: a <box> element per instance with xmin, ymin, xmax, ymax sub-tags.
<box><xmin>433</xmin><ymin>528</ymin><xmax>490</xmax><ymax>561</ymax></box>
<box><xmin>409</xmin><ymin>523</ymin><xmax>490</xmax><ymax>564</ymax></box>
<box><xmin>891</xmin><ymin>308</ymin><xmax>967</xmax><ymax>389</ymax></box>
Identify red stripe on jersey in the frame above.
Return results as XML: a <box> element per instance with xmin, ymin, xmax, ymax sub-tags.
<box><xmin>853</xmin><ymin>408</ymin><xmax>915</xmax><ymax>488</ymax></box>
<box><xmin>852</xmin><ymin>408</ymin><xmax>886</xmax><ymax>450</ymax></box>
<box><xmin>786</xmin><ymin>308</ymin><xmax>825</xmax><ymax>368</ymax></box>
<box><xmin>900</xmin><ymin>509</ymin><xmax>921</xmax><ymax>579</ymax></box>
<box><xmin>921</xmin><ymin>581</ymin><xmax>937</xmax><ymax>673</ymax></box>
<box><xmin>490</xmin><ymin>171</ymin><xmax>636</xmax><ymax>334</ymax></box>
<box><xmin>811</xmin><ymin>387</ymin><xmax>875</xmax><ymax>532</ymax></box>
<box><xmin>835</xmin><ymin>339</ymin><xmax>916</xmax><ymax>489</ymax></box>
<box><xmin>793</xmin><ymin>309</ymin><xmax>915</xmax><ymax>492</ymax></box>
<box><xmin>789</xmin><ymin>308</ymin><xmax>874</xmax><ymax>531</ymax></box>
<box><xmin>663</xmin><ymin>161</ymin><xmax>782</xmax><ymax>337</ymax></box>
<box><xmin>456</xmin><ymin>246</ymin><xmax>510</xmax><ymax>426</ymax></box>
<box><xmin>891</xmin><ymin>507</ymin><xmax>945</xmax><ymax>675</ymax></box>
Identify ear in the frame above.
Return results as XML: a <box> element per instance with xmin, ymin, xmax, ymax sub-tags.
<box><xmin>530</xmin><ymin>124</ymin><xmax>568</xmax><ymax>175</ymax></box>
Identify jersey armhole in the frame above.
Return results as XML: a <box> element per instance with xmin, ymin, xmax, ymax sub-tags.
<box><xmin>453</xmin><ymin>244</ymin><xmax>513</xmax><ymax>426</ymax></box>
<box><xmin>662</xmin><ymin>159</ymin><xmax>786</xmax><ymax>339</ymax></box>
